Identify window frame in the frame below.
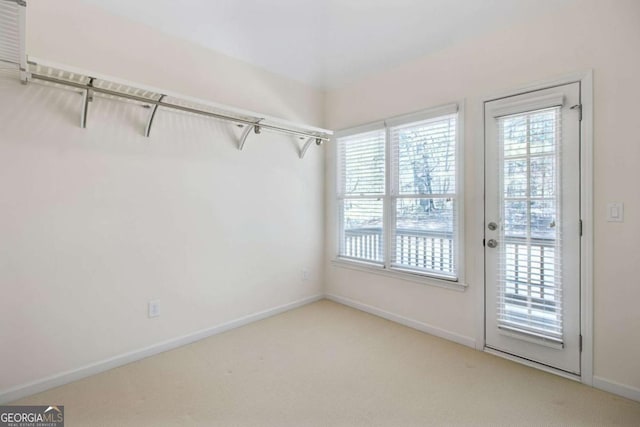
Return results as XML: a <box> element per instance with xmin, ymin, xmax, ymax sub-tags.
<box><xmin>333</xmin><ymin>102</ymin><xmax>466</xmax><ymax>290</ymax></box>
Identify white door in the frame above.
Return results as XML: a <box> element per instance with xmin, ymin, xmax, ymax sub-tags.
<box><xmin>484</xmin><ymin>83</ymin><xmax>581</xmax><ymax>374</ymax></box>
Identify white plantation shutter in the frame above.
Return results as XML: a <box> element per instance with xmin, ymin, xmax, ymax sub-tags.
<box><xmin>337</xmin><ymin>128</ymin><xmax>386</xmax><ymax>263</ymax></box>
<box><xmin>497</xmin><ymin>107</ymin><xmax>563</xmax><ymax>342</ymax></box>
<box><xmin>389</xmin><ymin>113</ymin><xmax>458</xmax><ymax>279</ymax></box>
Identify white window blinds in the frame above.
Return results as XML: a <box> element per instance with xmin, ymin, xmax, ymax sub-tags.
<box><xmin>337</xmin><ymin>128</ymin><xmax>386</xmax><ymax>263</ymax></box>
<box><xmin>497</xmin><ymin>107</ymin><xmax>563</xmax><ymax>342</ymax></box>
<box><xmin>336</xmin><ymin>103</ymin><xmax>462</xmax><ymax>282</ymax></box>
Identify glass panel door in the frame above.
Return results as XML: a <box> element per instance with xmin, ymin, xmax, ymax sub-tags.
<box><xmin>485</xmin><ymin>83</ymin><xmax>581</xmax><ymax>374</ymax></box>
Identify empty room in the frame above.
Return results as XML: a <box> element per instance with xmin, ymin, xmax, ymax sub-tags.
<box><xmin>1</xmin><ymin>0</ymin><xmax>639</xmax><ymax>425</ymax></box>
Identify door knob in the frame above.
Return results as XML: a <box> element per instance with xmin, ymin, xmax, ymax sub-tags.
<box><xmin>487</xmin><ymin>239</ymin><xmax>498</xmax><ymax>248</ymax></box>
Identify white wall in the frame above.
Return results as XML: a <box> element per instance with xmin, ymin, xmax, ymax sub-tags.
<box><xmin>325</xmin><ymin>0</ymin><xmax>640</xmax><ymax>395</ymax></box>
<box><xmin>0</xmin><ymin>0</ymin><xmax>325</xmax><ymax>395</ymax></box>
<box><xmin>26</xmin><ymin>0</ymin><xmax>324</xmax><ymax>125</ymax></box>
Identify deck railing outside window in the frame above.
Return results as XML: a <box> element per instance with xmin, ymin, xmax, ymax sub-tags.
<box><xmin>343</xmin><ymin>227</ymin><xmax>454</xmax><ymax>274</ymax></box>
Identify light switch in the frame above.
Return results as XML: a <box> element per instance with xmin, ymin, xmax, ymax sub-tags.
<box><xmin>607</xmin><ymin>202</ymin><xmax>624</xmax><ymax>222</ymax></box>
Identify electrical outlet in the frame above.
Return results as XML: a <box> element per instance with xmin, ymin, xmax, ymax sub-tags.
<box><xmin>301</xmin><ymin>268</ymin><xmax>309</xmax><ymax>281</ymax></box>
<box><xmin>148</xmin><ymin>299</ymin><xmax>160</xmax><ymax>318</ymax></box>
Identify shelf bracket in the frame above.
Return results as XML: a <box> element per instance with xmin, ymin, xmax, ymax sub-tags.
<box><xmin>80</xmin><ymin>77</ymin><xmax>95</xmax><ymax>129</ymax></box>
<box><xmin>299</xmin><ymin>137</ymin><xmax>315</xmax><ymax>159</ymax></box>
<box><xmin>238</xmin><ymin>120</ymin><xmax>263</xmax><ymax>151</ymax></box>
<box><xmin>299</xmin><ymin>137</ymin><xmax>322</xmax><ymax>159</ymax></box>
<box><xmin>144</xmin><ymin>94</ymin><xmax>165</xmax><ymax>137</ymax></box>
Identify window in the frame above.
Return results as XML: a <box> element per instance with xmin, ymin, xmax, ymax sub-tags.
<box><xmin>336</xmin><ymin>104</ymin><xmax>462</xmax><ymax>281</ymax></box>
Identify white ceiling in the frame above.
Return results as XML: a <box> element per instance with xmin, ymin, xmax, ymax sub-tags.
<box><xmin>79</xmin><ymin>0</ymin><xmax>579</xmax><ymax>89</ymax></box>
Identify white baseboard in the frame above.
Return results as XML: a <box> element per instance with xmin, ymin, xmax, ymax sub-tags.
<box><xmin>325</xmin><ymin>293</ymin><xmax>476</xmax><ymax>349</ymax></box>
<box><xmin>6</xmin><ymin>293</ymin><xmax>637</xmax><ymax>405</ymax></box>
<box><xmin>593</xmin><ymin>376</ymin><xmax>640</xmax><ymax>402</ymax></box>
<box><xmin>0</xmin><ymin>294</ymin><xmax>323</xmax><ymax>404</ymax></box>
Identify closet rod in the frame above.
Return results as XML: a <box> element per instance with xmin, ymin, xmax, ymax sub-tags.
<box><xmin>30</xmin><ymin>72</ymin><xmax>331</xmax><ymax>142</ymax></box>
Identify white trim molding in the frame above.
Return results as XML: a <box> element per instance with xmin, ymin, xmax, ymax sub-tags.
<box><xmin>0</xmin><ymin>294</ymin><xmax>323</xmax><ymax>404</ymax></box>
<box><xmin>593</xmin><ymin>377</ymin><xmax>640</xmax><ymax>402</ymax></box>
<box><xmin>330</xmin><ymin>258</ymin><xmax>467</xmax><ymax>292</ymax></box>
<box><xmin>325</xmin><ymin>293</ymin><xmax>476</xmax><ymax>349</ymax></box>
<box><xmin>578</xmin><ymin>70</ymin><xmax>594</xmax><ymax>387</ymax></box>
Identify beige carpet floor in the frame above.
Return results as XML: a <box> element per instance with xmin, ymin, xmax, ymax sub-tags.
<box><xmin>12</xmin><ymin>299</ymin><xmax>640</xmax><ymax>426</ymax></box>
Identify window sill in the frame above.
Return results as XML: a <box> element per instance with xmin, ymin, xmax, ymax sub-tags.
<box><xmin>330</xmin><ymin>258</ymin><xmax>468</xmax><ymax>292</ymax></box>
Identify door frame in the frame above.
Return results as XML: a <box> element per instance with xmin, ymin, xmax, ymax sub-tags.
<box><xmin>474</xmin><ymin>70</ymin><xmax>593</xmax><ymax>385</ymax></box>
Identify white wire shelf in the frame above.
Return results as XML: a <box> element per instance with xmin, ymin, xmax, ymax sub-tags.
<box><xmin>25</xmin><ymin>58</ymin><xmax>332</xmax><ymax>158</ymax></box>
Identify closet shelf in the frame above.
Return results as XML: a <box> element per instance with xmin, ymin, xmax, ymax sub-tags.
<box><xmin>25</xmin><ymin>58</ymin><xmax>332</xmax><ymax>158</ymax></box>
